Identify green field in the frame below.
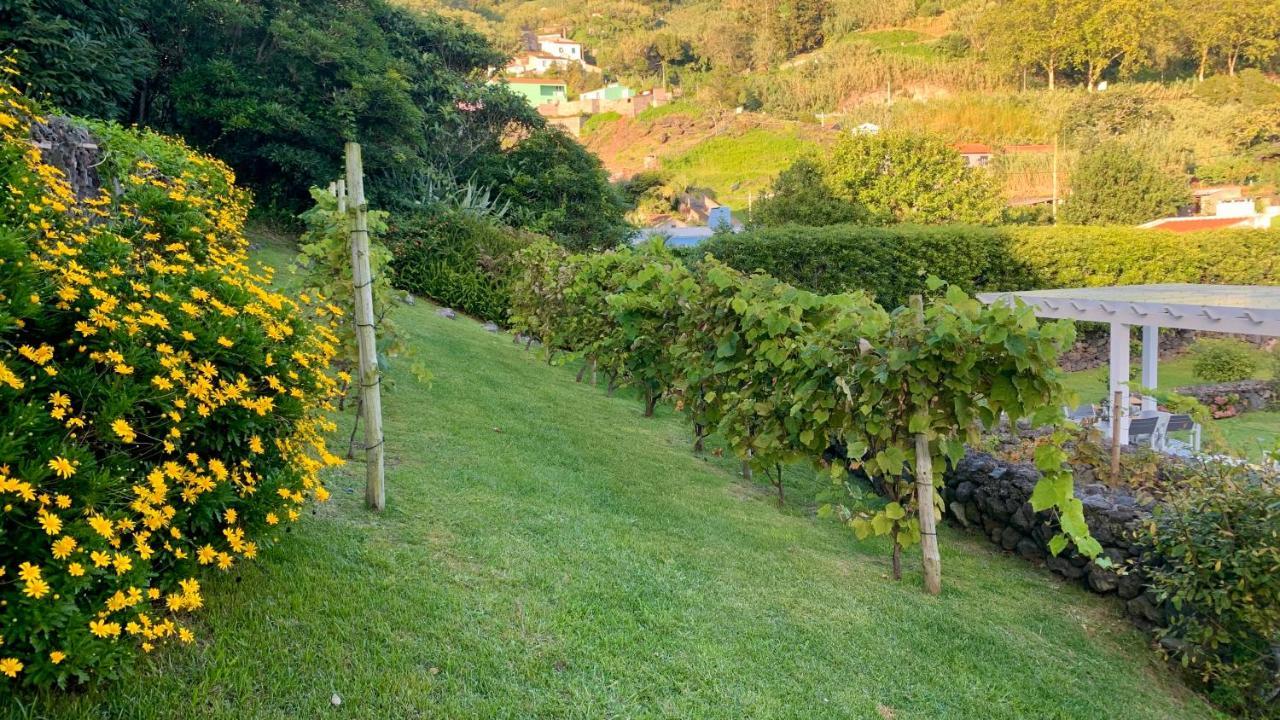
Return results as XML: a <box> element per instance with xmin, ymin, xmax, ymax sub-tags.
<box><xmin>2</xmin><ymin>241</ymin><xmax>1221</xmax><ymax>720</ymax></box>
<box><xmin>663</xmin><ymin>128</ymin><xmax>819</xmax><ymax>209</ymax></box>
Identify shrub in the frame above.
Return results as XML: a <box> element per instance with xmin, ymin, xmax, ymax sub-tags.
<box><xmin>1144</xmin><ymin>464</ymin><xmax>1280</xmax><ymax>715</ymax></box>
<box><xmin>385</xmin><ymin>208</ymin><xmax>534</xmax><ymax>323</ymax></box>
<box><xmin>1060</xmin><ymin>141</ymin><xmax>1189</xmax><ymax>226</ymax></box>
<box><xmin>698</xmin><ymin>224</ymin><xmax>1034</xmax><ymax>309</ymax></box>
<box><xmin>747</xmin><ymin>157</ymin><xmax>868</xmax><ymax>228</ymax></box>
<box><xmin>0</xmin><ymin>80</ymin><xmax>341</xmax><ymax>687</ymax></box>
<box><xmin>582</xmin><ymin>111</ymin><xmax>622</xmax><ymax>134</ymax></box>
<box><xmin>1190</xmin><ymin>339</ymin><xmax>1259</xmax><ymax>383</ymax></box>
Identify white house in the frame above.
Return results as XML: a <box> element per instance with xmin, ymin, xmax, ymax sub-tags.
<box><xmin>537</xmin><ymin>33</ymin><xmax>582</xmax><ymax>61</ymax></box>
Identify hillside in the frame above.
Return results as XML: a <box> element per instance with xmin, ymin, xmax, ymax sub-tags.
<box><xmin>4</xmin><ymin>238</ymin><xmax>1220</xmax><ymax>720</ymax></box>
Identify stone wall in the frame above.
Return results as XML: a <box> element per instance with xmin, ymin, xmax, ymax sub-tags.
<box><xmin>942</xmin><ymin>450</ymin><xmax>1167</xmax><ymax>629</ymax></box>
<box><xmin>1173</xmin><ymin>379</ymin><xmax>1277</xmax><ymax>418</ymax></box>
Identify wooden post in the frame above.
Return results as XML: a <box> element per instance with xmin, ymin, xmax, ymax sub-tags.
<box><xmin>1110</xmin><ymin>390</ymin><xmax>1123</xmax><ymax>485</ymax></box>
<box><xmin>910</xmin><ymin>295</ymin><xmax>942</xmax><ymax>596</ymax></box>
<box><xmin>345</xmin><ymin>142</ymin><xmax>386</xmax><ymax>511</ymax></box>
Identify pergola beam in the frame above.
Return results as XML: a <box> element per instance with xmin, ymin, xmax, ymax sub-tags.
<box><xmin>980</xmin><ymin>296</ymin><xmax>1280</xmax><ymax>336</ymax></box>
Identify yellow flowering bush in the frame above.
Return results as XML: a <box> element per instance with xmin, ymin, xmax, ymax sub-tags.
<box><xmin>0</xmin><ymin>74</ymin><xmax>342</xmax><ymax>688</ymax></box>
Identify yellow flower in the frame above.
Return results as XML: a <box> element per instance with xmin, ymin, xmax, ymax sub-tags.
<box><xmin>0</xmin><ymin>658</ymin><xmax>22</xmax><ymax>678</ymax></box>
<box><xmin>49</xmin><ymin>651</ymin><xmax>65</xmax><ymax>665</ymax></box>
<box><xmin>111</xmin><ymin>418</ymin><xmax>137</xmax><ymax>443</ymax></box>
<box><xmin>37</xmin><ymin>509</ymin><xmax>62</xmax><ymax>535</ymax></box>
<box><xmin>114</xmin><ymin>363</ymin><xmax>134</xmax><ymax>375</ymax></box>
<box><xmin>216</xmin><ymin>336</ymin><xmax>234</xmax><ymax>348</ymax></box>
<box><xmin>67</xmin><ymin>562</ymin><xmax>85</xmax><ymax>577</ymax></box>
<box><xmin>88</xmin><ymin>619</ymin><xmax>121</xmax><ymax>638</ymax></box>
<box><xmin>112</xmin><ymin>553</ymin><xmax>133</xmax><ymax>575</ymax></box>
<box><xmin>22</xmin><ymin>577</ymin><xmax>49</xmax><ymax>599</ymax></box>
<box><xmin>47</xmin><ymin>456</ymin><xmax>75</xmax><ymax>478</ymax></box>
<box><xmin>51</xmin><ymin>535</ymin><xmax>77</xmax><ymax>559</ymax></box>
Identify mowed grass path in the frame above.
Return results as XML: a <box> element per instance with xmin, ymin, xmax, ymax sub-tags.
<box><xmin>7</xmin><ymin>293</ymin><xmax>1218</xmax><ymax>718</ymax></box>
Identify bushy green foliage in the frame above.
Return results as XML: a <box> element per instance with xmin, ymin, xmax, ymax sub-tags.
<box><xmin>1190</xmin><ymin>339</ymin><xmax>1260</xmax><ymax>383</ymax></box>
<box><xmin>698</xmin><ymin>224</ymin><xmax>1034</xmax><ymax>309</ymax></box>
<box><xmin>0</xmin><ymin>0</ymin><xmax>155</xmax><ymax>119</ymax></box>
<box><xmin>296</xmin><ymin>188</ymin><xmax>402</xmax><ymax>360</ymax></box>
<box><xmin>509</xmin><ymin>239</ymin><xmax>1096</xmax><ymax>579</ymax></box>
<box><xmin>385</xmin><ymin>208</ymin><xmax>534</xmax><ymax>323</ymax></box>
<box><xmin>1060</xmin><ymin>141</ymin><xmax>1189</xmax><ymax>225</ymax></box>
<box><xmin>823</xmin><ymin>132</ymin><xmax>1005</xmax><ymax>225</ymax></box>
<box><xmin>1144</xmin><ymin>464</ymin><xmax>1280</xmax><ymax>716</ymax></box>
<box><xmin>747</xmin><ymin>157</ymin><xmax>867</xmax><ymax>228</ymax></box>
<box><xmin>1007</xmin><ymin>226</ymin><xmax>1280</xmax><ymax>287</ymax></box>
<box><xmin>581</xmin><ymin>111</ymin><xmax>622</xmax><ymax>134</ymax></box>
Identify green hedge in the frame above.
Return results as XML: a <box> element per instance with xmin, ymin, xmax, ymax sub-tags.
<box><xmin>699</xmin><ymin>225</ymin><xmax>1280</xmax><ymax>309</ymax></box>
<box><xmin>386</xmin><ymin>209</ymin><xmax>536</xmax><ymax>324</ymax></box>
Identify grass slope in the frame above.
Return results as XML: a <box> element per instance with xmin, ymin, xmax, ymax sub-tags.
<box><xmin>7</xmin><ymin>252</ymin><xmax>1218</xmax><ymax>719</ymax></box>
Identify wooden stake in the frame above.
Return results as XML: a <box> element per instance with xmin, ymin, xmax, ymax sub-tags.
<box><xmin>914</xmin><ymin>433</ymin><xmax>942</xmax><ymax>595</ymax></box>
<box><xmin>911</xmin><ymin>295</ymin><xmax>942</xmax><ymax>596</ymax></box>
<box><xmin>345</xmin><ymin>142</ymin><xmax>386</xmax><ymax>512</ymax></box>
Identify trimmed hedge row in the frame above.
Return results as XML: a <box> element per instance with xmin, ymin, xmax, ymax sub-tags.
<box><xmin>385</xmin><ymin>209</ymin><xmax>537</xmax><ymax>324</ymax></box>
<box><xmin>698</xmin><ymin>225</ymin><xmax>1280</xmax><ymax>310</ymax></box>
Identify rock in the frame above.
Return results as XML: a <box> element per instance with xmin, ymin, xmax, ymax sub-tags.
<box><xmin>1047</xmin><ymin>555</ymin><xmax>1085</xmax><ymax>579</ymax></box>
<box><xmin>954</xmin><ymin>481</ymin><xmax>976</xmax><ymax>503</ymax></box>
<box><xmin>1011</xmin><ymin>503</ymin><xmax>1035</xmax><ymax>531</ymax></box>
<box><xmin>1015</xmin><ymin>537</ymin><xmax>1043</xmax><ymax>561</ymax></box>
<box><xmin>482</xmin><ymin>322</ymin><xmax>500</xmax><ymax>332</ymax></box>
<box><xmin>436</xmin><ymin>307</ymin><xmax>456</xmax><ymax>319</ymax></box>
<box><xmin>1000</xmin><ymin>527</ymin><xmax>1022</xmax><ymax>551</ymax></box>
<box><xmin>1116</xmin><ymin>570</ymin><xmax>1144</xmax><ymax>599</ymax></box>
<box><xmin>404</xmin><ymin>293</ymin><xmax>417</xmax><ymax>305</ymax></box>
<box><xmin>1087</xmin><ymin>564</ymin><xmax>1119</xmax><ymax>593</ymax></box>
<box><xmin>1126</xmin><ymin>594</ymin><xmax>1164</xmax><ymax>625</ymax></box>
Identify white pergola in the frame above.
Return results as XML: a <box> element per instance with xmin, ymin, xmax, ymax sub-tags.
<box><xmin>978</xmin><ymin>284</ymin><xmax>1280</xmax><ymax>444</ymax></box>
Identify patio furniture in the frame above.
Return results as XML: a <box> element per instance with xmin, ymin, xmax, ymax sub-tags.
<box><xmin>980</xmin><ymin>284</ymin><xmax>1280</xmax><ymax>447</ymax></box>
<box><xmin>1160</xmin><ymin>413</ymin><xmax>1201</xmax><ymax>454</ymax></box>
<box><xmin>1126</xmin><ymin>415</ymin><xmax>1164</xmax><ymax>450</ymax></box>
<box><xmin>1064</xmin><ymin>404</ymin><xmax>1098</xmax><ymax>426</ymax></box>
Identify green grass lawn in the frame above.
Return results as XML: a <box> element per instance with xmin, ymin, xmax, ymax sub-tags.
<box><xmin>1061</xmin><ymin>349</ymin><xmax>1277</xmax><ymax>459</ymax></box>
<box><xmin>5</xmin><ymin>246</ymin><xmax>1220</xmax><ymax>719</ymax></box>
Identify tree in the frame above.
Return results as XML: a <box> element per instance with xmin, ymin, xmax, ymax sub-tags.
<box><xmin>981</xmin><ymin>0</ymin><xmax>1085</xmax><ymax>90</ymax></box>
<box><xmin>481</xmin><ymin>127</ymin><xmax>632</xmax><ymax>251</ymax></box>
<box><xmin>1071</xmin><ymin>0</ymin><xmax>1158</xmax><ymax>90</ymax></box>
<box><xmin>823</xmin><ymin>132</ymin><xmax>1005</xmax><ymax>226</ymax></box>
<box><xmin>749</xmin><ymin>157</ymin><xmax>868</xmax><ymax>228</ymax></box>
<box><xmin>0</xmin><ymin>0</ymin><xmax>156</xmax><ymax>119</ymax></box>
<box><xmin>1178</xmin><ymin>0</ymin><xmax>1280</xmax><ymax>79</ymax></box>
<box><xmin>1060</xmin><ymin>141</ymin><xmax>1189</xmax><ymax>225</ymax></box>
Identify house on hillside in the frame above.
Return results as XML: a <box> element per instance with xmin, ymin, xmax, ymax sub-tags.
<box><xmin>495</xmin><ymin>77</ymin><xmax>567</xmax><ymax>107</ymax></box>
<box><xmin>1141</xmin><ymin>199</ymin><xmax>1280</xmax><ymax>231</ymax></box>
<box><xmin>505</xmin><ymin>50</ymin><xmax>566</xmax><ymax>76</ymax></box>
<box><xmin>580</xmin><ymin>83</ymin><xmax>635</xmax><ymax>102</ymax></box>
<box><xmin>537</xmin><ymin>33</ymin><xmax>583</xmax><ymax>62</ymax></box>
<box><xmin>1190</xmin><ymin>184</ymin><xmax>1244</xmax><ymax>215</ymax></box>
<box><xmin>954</xmin><ymin>143</ymin><xmax>993</xmax><ymax>167</ymax></box>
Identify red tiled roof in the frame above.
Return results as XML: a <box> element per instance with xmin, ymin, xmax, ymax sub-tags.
<box><xmin>1143</xmin><ymin>217</ymin><xmax>1252</xmax><ymax>232</ymax></box>
<box><xmin>953</xmin><ymin>143</ymin><xmax>993</xmax><ymax>154</ymax></box>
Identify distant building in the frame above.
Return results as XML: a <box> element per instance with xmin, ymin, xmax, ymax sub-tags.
<box><xmin>537</xmin><ymin>33</ymin><xmax>583</xmax><ymax>62</ymax></box>
<box><xmin>1190</xmin><ymin>184</ymin><xmax>1244</xmax><ymax>215</ymax></box>
<box><xmin>953</xmin><ymin>143</ymin><xmax>993</xmax><ymax>167</ymax></box>
<box><xmin>580</xmin><ymin>83</ymin><xmax>634</xmax><ymax>102</ymax></box>
<box><xmin>1141</xmin><ymin>199</ymin><xmax>1279</xmax><ymax>232</ymax></box>
<box><xmin>496</xmin><ymin>77</ymin><xmax>567</xmax><ymax>107</ymax></box>
<box><xmin>633</xmin><ymin>204</ymin><xmax>743</xmax><ymax>247</ymax></box>
<box><xmin>852</xmin><ymin>122</ymin><xmax>881</xmax><ymax>135</ymax></box>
